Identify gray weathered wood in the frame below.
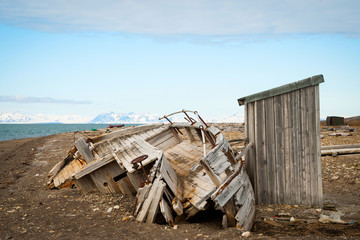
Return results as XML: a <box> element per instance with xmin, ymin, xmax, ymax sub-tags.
<box><xmin>321</xmin><ymin>144</ymin><xmax>360</xmax><ymax>150</ymax></box>
<box><xmin>239</xmin><ymin>77</ymin><xmax>324</xmax><ymax>206</ymax></box>
<box><xmin>136</xmin><ymin>177</ymin><xmax>161</xmax><ymax>222</ymax></box>
<box><xmin>134</xmin><ymin>184</ymin><xmax>151</xmax><ymax>216</ymax></box>
<box><xmin>238</xmin><ymin>75</ymin><xmax>324</xmax><ymax>105</ymax></box>
<box><xmin>147</xmin><ymin>180</ymin><xmax>166</xmax><ymax>223</ymax></box>
<box><xmin>74</xmin><ymin>155</ymin><xmax>115</xmax><ymax>179</ymax></box>
<box><xmin>160</xmin><ymin>198</ymin><xmax>174</xmax><ymax>226</ymax></box>
<box><xmin>75</xmin><ymin>137</ymin><xmax>95</xmax><ymax>163</ymax></box>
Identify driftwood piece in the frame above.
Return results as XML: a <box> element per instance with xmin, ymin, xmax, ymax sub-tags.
<box><xmin>321</xmin><ymin>144</ymin><xmax>360</xmax><ymax>150</ymax></box>
<box><xmin>321</xmin><ymin>148</ymin><xmax>360</xmax><ymax>156</ymax></box>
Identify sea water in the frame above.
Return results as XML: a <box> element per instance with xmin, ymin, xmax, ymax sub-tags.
<box><xmin>0</xmin><ymin>124</ymin><xmax>138</xmax><ymax>141</ymax></box>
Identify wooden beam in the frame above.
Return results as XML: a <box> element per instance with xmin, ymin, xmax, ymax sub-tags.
<box><xmin>75</xmin><ymin>137</ymin><xmax>95</xmax><ymax>163</ymax></box>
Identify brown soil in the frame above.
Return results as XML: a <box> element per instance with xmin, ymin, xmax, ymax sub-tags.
<box><xmin>1</xmin><ymin>123</ymin><xmax>359</xmax><ymax>239</ymax></box>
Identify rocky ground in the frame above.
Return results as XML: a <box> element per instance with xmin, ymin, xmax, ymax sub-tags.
<box><xmin>0</xmin><ymin>121</ymin><xmax>359</xmax><ymax>239</ymax></box>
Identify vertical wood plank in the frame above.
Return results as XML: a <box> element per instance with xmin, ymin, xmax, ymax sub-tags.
<box><xmin>308</xmin><ymin>85</ymin><xmax>316</xmax><ymax>205</ymax></box>
<box><xmin>314</xmin><ymin>84</ymin><xmax>323</xmax><ymax>207</ymax></box>
<box><xmin>255</xmin><ymin>100</ymin><xmax>267</xmax><ymax>204</ymax></box>
<box><xmin>274</xmin><ymin>94</ymin><xmax>284</xmax><ymax>204</ymax></box>
<box><xmin>290</xmin><ymin>90</ymin><xmax>297</xmax><ymax>204</ymax></box>
<box><xmin>299</xmin><ymin>88</ymin><xmax>306</xmax><ymax>204</ymax></box>
<box><xmin>246</xmin><ymin>103</ymin><xmax>256</xmax><ymax>196</ymax></box>
<box><xmin>265</xmin><ymin>97</ymin><xmax>276</xmax><ymax>204</ymax></box>
<box><xmin>303</xmin><ymin>86</ymin><xmax>312</xmax><ymax>205</ymax></box>
<box><xmin>283</xmin><ymin>92</ymin><xmax>291</xmax><ymax>204</ymax></box>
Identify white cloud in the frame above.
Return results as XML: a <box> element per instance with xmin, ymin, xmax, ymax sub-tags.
<box><xmin>0</xmin><ymin>95</ymin><xmax>92</xmax><ymax>104</ymax></box>
<box><xmin>0</xmin><ymin>0</ymin><xmax>359</xmax><ymax>36</ymax></box>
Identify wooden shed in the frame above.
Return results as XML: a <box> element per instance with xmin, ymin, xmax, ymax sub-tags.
<box><xmin>238</xmin><ymin>75</ymin><xmax>324</xmax><ymax>207</ymax></box>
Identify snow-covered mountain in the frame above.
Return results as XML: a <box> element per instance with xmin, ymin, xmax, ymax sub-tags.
<box><xmin>89</xmin><ymin>112</ymin><xmax>163</xmax><ymax>124</ymax></box>
<box><xmin>0</xmin><ymin>112</ymin><xmax>92</xmax><ymax>123</ymax></box>
<box><xmin>0</xmin><ymin>111</ymin><xmax>244</xmax><ymax>124</ymax></box>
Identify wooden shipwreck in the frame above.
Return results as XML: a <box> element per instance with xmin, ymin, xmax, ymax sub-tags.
<box><xmin>47</xmin><ymin>110</ymin><xmax>255</xmax><ymax>230</ymax></box>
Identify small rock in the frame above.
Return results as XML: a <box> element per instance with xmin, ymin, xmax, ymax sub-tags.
<box><xmin>35</xmin><ymin>174</ymin><xmax>39</xmax><ymax>177</ymax></box>
<box><xmin>290</xmin><ymin>217</ymin><xmax>295</xmax><ymax>222</ymax></box>
<box><xmin>196</xmin><ymin>233</ymin><xmax>203</xmax><ymax>237</ymax></box>
<box><xmin>319</xmin><ymin>214</ymin><xmax>330</xmax><ymax>223</ymax></box>
<box><xmin>265</xmin><ymin>207</ymin><xmax>274</xmax><ymax>212</ymax></box>
<box><xmin>330</xmin><ymin>211</ymin><xmax>345</xmax><ymax>224</ymax></box>
<box><xmin>113</xmin><ymin>205</ymin><xmax>120</xmax><ymax>210</ymax></box>
<box><xmin>93</xmin><ymin>208</ymin><xmax>100</xmax><ymax>212</ymax></box>
<box><xmin>122</xmin><ymin>216</ymin><xmax>132</xmax><ymax>221</ymax></box>
<box><xmin>331</xmin><ymin>175</ymin><xmax>339</xmax><ymax>180</ymax></box>
<box><xmin>173</xmin><ymin>225</ymin><xmax>178</xmax><ymax>230</ymax></box>
<box><xmin>316</xmin><ymin>208</ymin><xmax>322</xmax><ymax>213</ymax></box>
<box><xmin>106</xmin><ymin>207</ymin><xmax>113</xmax><ymax>213</ymax></box>
<box><xmin>242</xmin><ymin>231</ymin><xmax>251</xmax><ymax>238</ymax></box>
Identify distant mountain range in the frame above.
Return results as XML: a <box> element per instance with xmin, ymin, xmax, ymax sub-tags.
<box><xmin>0</xmin><ymin>111</ymin><xmax>244</xmax><ymax>124</ymax></box>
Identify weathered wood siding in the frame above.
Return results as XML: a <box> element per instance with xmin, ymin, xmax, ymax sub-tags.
<box><xmin>243</xmin><ymin>80</ymin><xmax>323</xmax><ymax>206</ymax></box>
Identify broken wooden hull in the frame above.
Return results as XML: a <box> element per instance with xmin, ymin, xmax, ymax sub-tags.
<box><xmin>48</xmin><ymin>112</ymin><xmax>255</xmax><ymax>231</ymax></box>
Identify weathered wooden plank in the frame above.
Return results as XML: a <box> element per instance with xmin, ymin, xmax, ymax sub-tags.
<box><xmin>147</xmin><ymin>180</ymin><xmax>166</xmax><ymax>223</ymax></box>
<box><xmin>235</xmin><ymin>191</ymin><xmax>255</xmax><ymax>231</ymax></box>
<box><xmin>160</xmin><ymin>155</ymin><xmax>178</xmax><ymax>195</ymax></box>
<box><xmin>117</xmin><ymin>178</ymin><xmax>133</xmax><ymax>195</ymax></box>
<box><xmin>238</xmin><ymin>75</ymin><xmax>324</xmax><ymax>105</ymax></box>
<box><xmin>172</xmin><ymin>198</ymin><xmax>183</xmax><ymax>216</ymax></box>
<box><xmin>299</xmin><ymin>88</ymin><xmax>306</xmax><ymax>204</ymax></box>
<box><xmin>246</xmin><ymin>103</ymin><xmax>256</xmax><ymax>196</ymax></box>
<box><xmin>75</xmin><ymin>137</ymin><xmax>95</xmax><ymax>163</ymax></box>
<box><xmin>255</xmin><ymin>100</ymin><xmax>268</xmax><ymax>203</ymax></box>
<box><xmin>303</xmin><ymin>86</ymin><xmax>312</xmax><ymax>205</ymax></box>
<box><xmin>199</xmin><ymin>159</ymin><xmax>221</xmax><ymax>187</ymax></box>
<box><xmin>134</xmin><ymin>184</ymin><xmax>151</xmax><ymax>216</ymax></box>
<box><xmin>89</xmin><ymin>167</ymin><xmax>121</xmax><ymax>194</ymax></box>
<box><xmin>211</xmin><ymin>167</ymin><xmax>246</xmax><ymax>207</ymax></box>
<box><xmin>321</xmin><ymin>144</ymin><xmax>360</xmax><ymax>150</ymax></box>
<box><xmin>224</xmin><ymin>198</ymin><xmax>236</xmax><ymax>227</ymax></box>
<box><xmin>265</xmin><ymin>96</ymin><xmax>276</xmax><ymax>204</ymax></box>
<box><xmin>321</xmin><ymin>148</ymin><xmax>360</xmax><ymax>156</ymax></box>
<box><xmin>136</xmin><ymin>177</ymin><xmax>161</xmax><ymax>222</ymax></box>
<box><xmin>160</xmin><ymin>198</ymin><xmax>174</xmax><ymax>226</ymax></box>
<box><xmin>283</xmin><ymin>92</ymin><xmax>291</xmax><ymax>204</ymax></box>
<box><xmin>73</xmin><ymin>175</ymin><xmax>96</xmax><ymax>194</ymax></box>
<box><xmin>289</xmin><ymin>90</ymin><xmax>296</xmax><ymax>204</ymax></box>
<box><xmin>184</xmin><ymin>127</ymin><xmax>196</xmax><ymax>142</ymax></box>
<box><xmin>92</xmin><ymin>123</ymin><xmax>165</xmax><ymax>143</ymax></box>
<box><xmin>314</xmin><ymin>84</ymin><xmax>323</xmax><ymax>207</ymax></box>
<box><xmin>274</xmin><ymin>94</ymin><xmax>284</xmax><ymax>204</ymax></box>
<box><xmin>74</xmin><ymin>155</ymin><xmax>115</xmax><ymax>179</ymax></box>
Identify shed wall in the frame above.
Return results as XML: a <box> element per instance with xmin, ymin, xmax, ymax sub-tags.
<box><xmin>244</xmin><ymin>85</ymin><xmax>323</xmax><ymax>206</ymax></box>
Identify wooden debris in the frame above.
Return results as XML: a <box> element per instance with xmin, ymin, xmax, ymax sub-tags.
<box><xmin>47</xmin><ymin>111</ymin><xmax>256</xmax><ymax>231</ymax></box>
<box><xmin>321</xmin><ymin>144</ymin><xmax>360</xmax><ymax>156</ymax></box>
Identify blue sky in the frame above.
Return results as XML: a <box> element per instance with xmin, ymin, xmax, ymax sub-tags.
<box><xmin>0</xmin><ymin>0</ymin><xmax>359</xmax><ymax>120</ymax></box>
